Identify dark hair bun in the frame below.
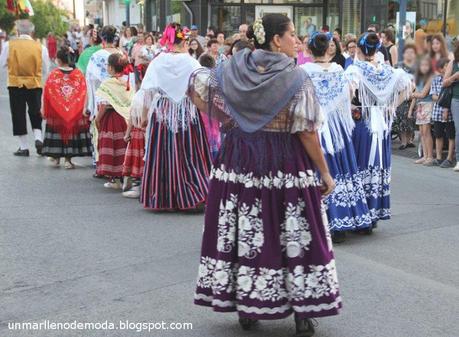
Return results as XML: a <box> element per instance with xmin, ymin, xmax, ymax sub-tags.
<box><xmin>108</xmin><ymin>53</ymin><xmax>129</xmax><ymax>74</ymax></box>
<box><xmin>247</xmin><ymin>14</ymin><xmax>291</xmax><ymax>51</ymax></box>
<box><xmin>308</xmin><ymin>33</ymin><xmax>330</xmax><ymax>57</ymax></box>
<box><xmin>358</xmin><ymin>32</ymin><xmax>380</xmax><ymax>56</ymax></box>
<box><xmin>101</xmin><ymin>25</ymin><xmax>117</xmax><ymax>44</ymax></box>
<box><xmin>56</xmin><ymin>46</ymin><xmax>74</xmax><ymax>67</ymax></box>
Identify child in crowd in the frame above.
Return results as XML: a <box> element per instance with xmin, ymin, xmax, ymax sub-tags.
<box><xmin>430</xmin><ymin>58</ymin><xmax>456</xmax><ymax>168</ymax></box>
<box><xmin>409</xmin><ymin>56</ymin><xmax>435</xmax><ymax>166</ymax></box>
<box><xmin>42</xmin><ymin>47</ymin><xmax>93</xmax><ymax>168</ymax></box>
<box><xmin>95</xmin><ymin>53</ymin><xmax>134</xmax><ymax>189</ymax></box>
<box><xmin>121</xmin><ymin>90</ymin><xmax>146</xmax><ymax>199</ymax></box>
<box><xmin>198</xmin><ymin>53</ymin><xmax>215</xmax><ymax>69</ymax></box>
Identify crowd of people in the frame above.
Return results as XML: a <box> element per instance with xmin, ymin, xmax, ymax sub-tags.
<box><xmin>1</xmin><ymin>15</ymin><xmax>459</xmax><ymax>337</ymax></box>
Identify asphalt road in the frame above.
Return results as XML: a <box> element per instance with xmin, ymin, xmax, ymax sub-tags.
<box><xmin>0</xmin><ymin>75</ymin><xmax>458</xmax><ymax>337</ymax></box>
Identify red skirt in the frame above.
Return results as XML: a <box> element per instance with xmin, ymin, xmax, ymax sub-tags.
<box><xmin>122</xmin><ymin>127</ymin><xmax>145</xmax><ymax>178</ymax></box>
<box><xmin>96</xmin><ymin>109</ymin><xmax>127</xmax><ymax>177</ymax></box>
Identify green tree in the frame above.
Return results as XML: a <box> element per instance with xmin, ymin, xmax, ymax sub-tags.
<box><xmin>0</xmin><ymin>0</ymin><xmax>16</xmax><ymax>33</ymax></box>
<box><xmin>29</xmin><ymin>0</ymin><xmax>69</xmax><ymax>39</ymax></box>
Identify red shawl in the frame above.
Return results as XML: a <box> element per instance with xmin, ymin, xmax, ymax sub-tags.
<box><xmin>43</xmin><ymin>68</ymin><xmax>87</xmax><ymax>142</ymax></box>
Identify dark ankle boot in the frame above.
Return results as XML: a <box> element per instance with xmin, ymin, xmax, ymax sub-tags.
<box><xmin>238</xmin><ymin>317</ymin><xmax>258</xmax><ymax>331</ymax></box>
<box><xmin>294</xmin><ymin>314</ymin><xmax>315</xmax><ymax>337</ymax></box>
<box><xmin>331</xmin><ymin>231</ymin><xmax>346</xmax><ymax>243</ymax></box>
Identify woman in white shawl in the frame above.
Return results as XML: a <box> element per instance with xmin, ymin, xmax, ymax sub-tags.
<box><xmin>345</xmin><ymin>33</ymin><xmax>413</xmax><ymax>227</ymax></box>
<box><xmin>136</xmin><ymin>23</ymin><xmax>212</xmax><ymax>211</ymax></box>
<box><xmin>85</xmin><ymin>26</ymin><xmax>121</xmax><ymax>172</ymax></box>
<box><xmin>301</xmin><ymin>32</ymin><xmax>372</xmax><ymax>243</ymax></box>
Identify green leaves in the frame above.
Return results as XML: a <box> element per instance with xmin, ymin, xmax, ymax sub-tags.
<box><xmin>29</xmin><ymin>0</ymin><xmax>69</xmax><ymax>39</ymax></box>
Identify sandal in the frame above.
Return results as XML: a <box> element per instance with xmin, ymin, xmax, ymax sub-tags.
<box><xmin>414</xmin><ymin>158</ymin><xmax>426</xmax><ymax>164</ymax></box>
<box><xmin>64</xmin><ymin>160</ymin><xmax>75</xmax><ymax>169</ymax></box>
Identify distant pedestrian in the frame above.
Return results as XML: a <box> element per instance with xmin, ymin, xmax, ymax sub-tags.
<box><xmin>0</xmin><ymin>20</ymin><xmax>50</xmax><ymax>156</ymax></box>
<box><xmin>443</xmin><ymin>44</ymin><xmax>459</xmax><ymax>171</ymax></box>
<box><xmin>394</xmin><ymin>44</ymin><xmax>417</xmax><ymax>150</ymax></box>
<box><xmin>430</xmin><ymin>58</ymin><xmax>455</xmax><ymax>168</ymax></box>
<box><xmin>408</xmin><ymin>56</ymin><xmax>435</xmax><ymax>166</ymax></box>
<box><xmin>188</xmin><ymin>38</ymin><xmax>204</xmax><ymax>60</ymax></box>
<box><xmin>42</xmin><ymin>47</ymin><xmax>92</xmax><ymax>168</ymax></box>
<box><xmin>47</xmin><ymin>32</ymin><xmax>57</xmax><ymax>62</ymax></box>
<box><xmin>327</xmin><ymin>36</ymin><xmax>346</xmax><ymax>69</ymax></box>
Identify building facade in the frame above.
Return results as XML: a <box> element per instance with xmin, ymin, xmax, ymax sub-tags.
<box><xmin>144</xmin><ymin>0</ymin><xmax>457</xmax><ymax>39</ymax></box>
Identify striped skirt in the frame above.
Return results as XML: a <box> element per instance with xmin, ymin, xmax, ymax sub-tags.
<box><xmin>140</xmin><ymin>112</ymin><xmax>212</xmax><ymax>211</ymax></box>
<box><xmin>42</xmin><ymin>122</ymin><xmax>93</xmax><ymax>158</ymax></box>
<box><xmin>122</xmin><ymin>127</ymin><xmax>145</xmax><ymax>179</ymax></box>
<box><xmin>96</xmin><ymin>109</ymin><xmax>128</xmax><ymax>178</ymax></box>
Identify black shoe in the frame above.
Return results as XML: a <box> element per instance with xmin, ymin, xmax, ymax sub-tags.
<box><xmin>331</xmin><ymin>231</ymin><xmax>346</xmax><ymax>243</ymax></box>
<box><xmin>238</xmin><ymin>318</ymin><xmax>258</xmax><ymax>331</ymax></box>
<box><xmin>35</xmin><ymin>140</ymin><xmax>43</xmax><ymax>155</ymax></box>
<box><xmin>406</xmin><ymin>143</ymin><xmax>416</xmax><ymax>148</ymax></box>
<box><xmin>295</xmin><ymin>315</ymin><xmax>316</xmax><ymax>337</ymax></box>
<box><xmin>398</xmin><ymin>144</ymin><xmax>407</xmax><ymax>150</ymax></box>
<box><xmin>14</xmin><ymin>148</ymin><xmax>30</xmax><ymax>157</ymax></box>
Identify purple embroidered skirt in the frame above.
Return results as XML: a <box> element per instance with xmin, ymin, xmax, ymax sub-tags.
<box><xmin>194</xmin><ymin>129</ymin><xmax>342</xmax><ymax>320</ymax></box>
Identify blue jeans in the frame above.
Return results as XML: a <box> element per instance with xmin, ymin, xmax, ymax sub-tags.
<box><xmin>451</xmin><ymin>98</ymin><xmax>459</xmax><ymax>160</ymax></box>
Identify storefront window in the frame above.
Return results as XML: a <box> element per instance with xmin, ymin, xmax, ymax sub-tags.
<box><xmin>296</xmin><ymin>7</ymin><xmax>323</xmax><ymax>37</ymax></box>
<box><xmin>342</xmin><ymin>0</ymin><xmax>360</xmax><ymax>35</ymax></box>
<box><xmin>326</xmin><ymin>0</ymin><xmax>339</xmax><ymax>31</ymax></box>
<box><xmin>211</xmin><ymin>6</ymin><xmax>242</xmax><ymax>36</ymax></box>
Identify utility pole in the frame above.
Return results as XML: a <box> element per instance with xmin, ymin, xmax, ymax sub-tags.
<box><xmin>125</xmin><ymin>0</ymin><xmax>131</xmax><ymax>26</ymax></box>
<box><xmin>73</xmin><ymin>0</ymin><xmax>76</xmax><ymax>19</ymax></box>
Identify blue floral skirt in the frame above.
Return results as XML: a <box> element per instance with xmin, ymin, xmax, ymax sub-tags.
<box><xmin>352</xmin><ymin>120</ymin><xmax>391</xmax><ymax>222</ymax></box>
<box><xmin>322</xmin><ymin>132</ymin><xmax>372</xmax><ymax>232</ymax></box>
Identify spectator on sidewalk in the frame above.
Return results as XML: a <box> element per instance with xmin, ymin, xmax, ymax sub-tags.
<box><xmin>327</xmin><ymin>36</ymin><xmax>345</xmax><ymax>69</ymax></box>
<box><xmin>443</xmin><ymin>43</ymin><xmax>459</xmax><ymax>171</ymax></box>
<box><xmin>431</xmin><ymin>58</ymin><xmax>456</xmax><ymax>168</ymax></box>
<box><xmin>408</xmin><ymin>56</ymin><xmax>435</xmax><ymax>166</ymax></box>
<box><xmin>190</xmin><ymin>24</ymin><xmax>206</xmax><ymax>49</ymax></box>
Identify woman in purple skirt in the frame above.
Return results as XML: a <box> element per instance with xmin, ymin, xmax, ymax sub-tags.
<box><xmin>189</xmin><ymin>14</ymin><xmax>341</xmax><ymax>336</ymax></box>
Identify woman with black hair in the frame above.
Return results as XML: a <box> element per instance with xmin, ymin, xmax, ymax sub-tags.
<box><xmin>345</xmin><ymin>32</ymin><xmax>413</xmax><ymax>228</ymax></box>
<box><xmin>85</xmin><ymin>25</ymin><xmax>124</xmax><ymax>172</ymax></box>
<box><xmin>190</xmin><ymin>14</ymin><xmax>341</xmax><ymax>336</ymax></box>
<box><xmin>326</xmin><ymin>37</ymin><xmax>346</xmax><ymax>69</ymax></box>
<box><xmin>301</xmin><ymin>32</ymin><xmax>372</xmax><ymax>243</ymax></box>
<box><xmin>134</xmin><ymin>23</ymin><xmax>212</xmax><ymax>210</ymax></box>
<box><xmin>42</xmin><ymin>47</ymin><xmax>92</xmax><ymax>168</ymax></box>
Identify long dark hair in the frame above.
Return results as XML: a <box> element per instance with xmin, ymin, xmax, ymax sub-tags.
<box><xmin>188</xmin><ymin>38</ymin><xmax>204</xmax><ymax>59</ymax></box>
<box><xmin>246</xmin><ymin>14</ymin><xmax>291</xmax><ymax>51</ymax></box>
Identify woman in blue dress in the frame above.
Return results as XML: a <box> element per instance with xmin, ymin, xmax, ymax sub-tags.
<box><xmin>301</xmin><ymin>32</ymin><xmax>372</xmax><ymax>243</ymax></box>
<box><xmin>345</xmin><ymin>33</ymin><xmax>413</xmax><ymax>227</ymax></box>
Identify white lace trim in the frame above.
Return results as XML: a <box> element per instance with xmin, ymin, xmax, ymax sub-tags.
<box><xmin>210</xmin><ymin>165</ymin><xmax>321</xmax><ymax>189</ymax></box>
<box><xmin>195</xmin><ymin>293</ymin><xmax>342</xmax><ymax>314</ymax></box>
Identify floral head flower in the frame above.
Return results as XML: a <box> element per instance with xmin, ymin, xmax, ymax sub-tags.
<box><xmin>253</xmin><ymin>18</ymin><xmax>266</xmax><ymax>45</ymax></box>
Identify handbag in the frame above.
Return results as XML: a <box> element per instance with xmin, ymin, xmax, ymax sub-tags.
<box><xmin>437</xmin><ymin>86</ymin><xmax>452</xmax><ymax>109</ymax></box>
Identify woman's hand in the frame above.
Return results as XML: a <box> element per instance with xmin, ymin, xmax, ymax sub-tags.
<box><xmin>320</xmin><ymin>172</ymin><xmax>336</xmax><ymax>196</ymax></box>
<box><xmin>123</xmin><ymin>133</ymin><xmax>131</xmax><ymax>143</ymax></box>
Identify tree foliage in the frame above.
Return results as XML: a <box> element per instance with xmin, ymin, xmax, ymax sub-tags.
<box><xmin>0</xmin><ymin>0</ymin><xmax>16</xmax><ymax>33</ymax></box>
<box><xmin>0</xmin><ymin>0</ymin><xmax>69</xmax><ymax>38</ymax></box>
<box><xmin>30</xmin><ymin>0</ymin><xmax>69</xmax><ymax>39</ymax></box>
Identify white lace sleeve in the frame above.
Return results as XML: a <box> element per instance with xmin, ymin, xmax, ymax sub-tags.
<box><xmin>291</xmin><ymin>81</ymin><xmax>324</xmax><ymax>133</ymax></box>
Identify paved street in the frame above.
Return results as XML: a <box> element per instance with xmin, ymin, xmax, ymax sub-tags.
<box><xmin>0</xmin><ymin>76</ymin><xmax>458</xmax><ymax>337</ymax></box>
